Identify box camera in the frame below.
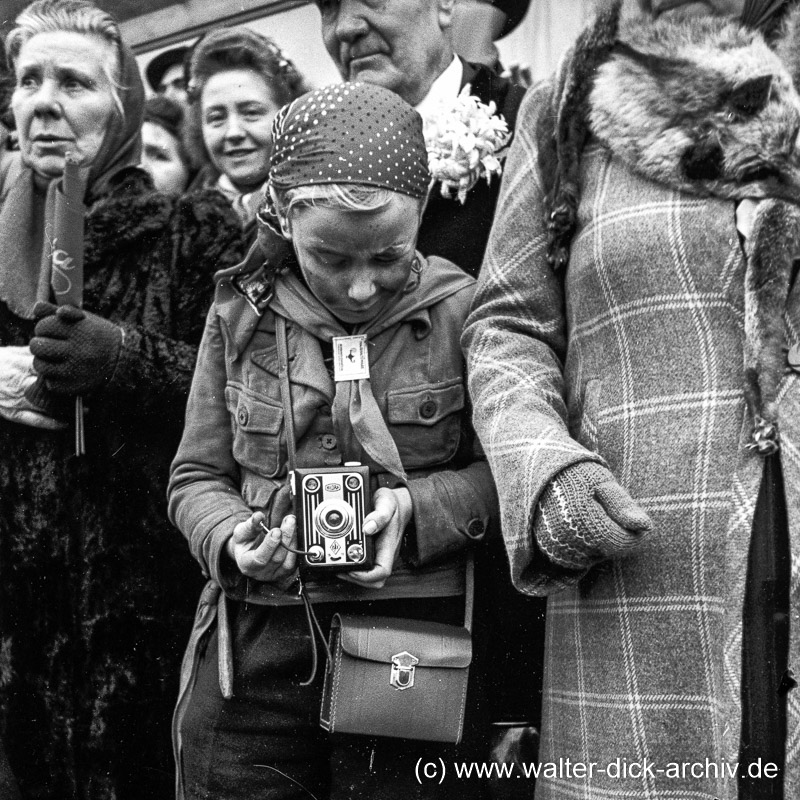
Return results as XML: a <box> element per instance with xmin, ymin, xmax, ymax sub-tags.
<box><xmin>293</xmin><ymin>464</ymin><xmax>373</xmax><ymax>571</ymax></box>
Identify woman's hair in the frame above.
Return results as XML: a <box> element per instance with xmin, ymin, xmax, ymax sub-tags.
<box><xmin>5</xmin><ymin>0</ymin><xmax>124</xmax><ymax>114</ymax></box>
<box><xmin>144</xmin><ymin>95</ymin><xmax>189</xmax><ymax>159</ymax></box>
<box><xmin>183</xmin><ymin>27</ymin><xmax>309</xmax><ymax>172</ymax></box>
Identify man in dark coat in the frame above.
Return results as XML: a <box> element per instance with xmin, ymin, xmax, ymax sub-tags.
<box><xmin>314</xmin><ymin>0</ymin><xmax>526</xmax><ymax>277</ymax></box>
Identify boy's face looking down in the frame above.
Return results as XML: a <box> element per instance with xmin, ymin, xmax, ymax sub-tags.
<box><xmin>281</xmin><ymin>192</ymin><xmax>421</xmax><ymax>325</ymax></box>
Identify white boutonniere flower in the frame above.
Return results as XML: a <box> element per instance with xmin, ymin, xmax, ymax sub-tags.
<box><xmin>423</xmin><ymin>84</ymin><xmax>512</xmax><ymax>204</ymax></box>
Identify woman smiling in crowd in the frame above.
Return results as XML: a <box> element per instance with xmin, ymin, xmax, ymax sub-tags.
<box><xmin>184</xmin><ymin>27</ymin><xmax>308</xmax><ymax>233</ymax></box>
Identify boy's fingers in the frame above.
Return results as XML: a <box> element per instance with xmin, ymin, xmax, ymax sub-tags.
<box><xmin>250</xmin><ymin>526</ymin><xmax>284</xmax><ymax>566</ymax></box>
<box><xmin>233</xmin><ymin>511</ymin><xmax>265</xmax><ymax>543</ymax></box>
<box><xmin>279</xmin><ymin>518</ymin><xmax>297</xmax><ymax>572</ymax></box>
<box><xmin>362</xmin><ymin>490</ymin><xmax>396</xmax><ymax>536</ymax></box>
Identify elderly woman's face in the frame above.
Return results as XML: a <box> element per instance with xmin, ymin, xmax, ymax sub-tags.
<box><xmin>11</xmin><ymin>31</ymin><xmax>118</xmax><ymax>179</ymax></box>
<box><xmin>201</xmin><ymin>68</ymin><xmax>280</xmax><ymax>191</ymax></box>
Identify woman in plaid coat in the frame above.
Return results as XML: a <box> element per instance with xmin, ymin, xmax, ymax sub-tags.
<box><xmin>463</xmin><ymin>3</ymin><xmax>800</xmax><ymax>799</ymax></box>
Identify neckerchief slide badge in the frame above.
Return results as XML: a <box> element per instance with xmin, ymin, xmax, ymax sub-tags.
<box><xmin>333</xmin><ymin>335</ymin><xmax>369</xmax><ymax>381</ymax></box>
<box><xmin>232</xmin><ymin>266</ymin><xmax>273</xmax><ymax>314</ymax></box>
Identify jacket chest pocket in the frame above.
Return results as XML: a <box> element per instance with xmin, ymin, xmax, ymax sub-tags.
<box><xmin>225</xmin><ymin>386</ymin><xmax>284</xmax><ymax>478</ymax></box>
<box><xmin>386</xmin><ymin>378</ymin><xmax>464</xmax><ymax>469</ymax></box>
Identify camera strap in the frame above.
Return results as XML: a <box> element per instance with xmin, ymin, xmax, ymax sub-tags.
<box><xmin>275</xmin><ymin>315</ymin><xmax>297</xmax><ymax>476</ymax></box>
<box><xmin>276</xmin><ymin>314</ymin><xmax>332</xmax><ymax>685</ymax></box>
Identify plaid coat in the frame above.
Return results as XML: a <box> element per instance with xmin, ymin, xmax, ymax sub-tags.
<box><xmin>463</xmin><ymin>79</ymin><xmax>800</xmax><ymax>799</ymax></box>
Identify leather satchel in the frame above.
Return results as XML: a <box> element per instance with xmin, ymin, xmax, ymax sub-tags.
<box><xmin>320</xmin><ymin>560</ymin><xmax>475</xmax><ymax>744</ymax></box>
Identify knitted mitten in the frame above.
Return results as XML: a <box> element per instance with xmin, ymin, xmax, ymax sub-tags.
<box><xmin>534</xmin><ymin>462</ymin><xmax>651</xmax><ymax>571</ymax></box>
<box><xmin>30</xmin><ymin>302</ymin><xmax>123</xmax><ymax>396</ymax></box>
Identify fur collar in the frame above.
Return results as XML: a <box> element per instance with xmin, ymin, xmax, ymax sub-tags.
<box><xmin>588</xmin><ymin>13</ymin><xmax>800</xmax><ymax>202</ymax></box>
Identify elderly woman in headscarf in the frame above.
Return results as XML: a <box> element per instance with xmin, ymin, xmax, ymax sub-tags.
<box><xmin>0</xmin><ymin>1</ymin><xmax>248</xmax><ymax>797</ymax></box>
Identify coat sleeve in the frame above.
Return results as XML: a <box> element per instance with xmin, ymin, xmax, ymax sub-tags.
<box><xmin>105</xmin><ymin>192</ymin><xmax>247</xmax><ymax>415</ymax></box>
<box><xmin>167</xmin><ymin>304</ymin><xmax>282</xmax><ymax>597</ymax></box>
<box><xmin>405</xmin><ymin>400</ymin><xmax>499</xmax><ymax>567</ymax></box>
<box><xmin>460</xmin><ymin>82</ymin><xmax>604</xmax><ymax>596</ymax></box>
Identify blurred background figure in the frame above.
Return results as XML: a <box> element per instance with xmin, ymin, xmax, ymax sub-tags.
<box><xmin>141</xmin><ymin>94</ymin><xmax>193</xmax><ymax>194</ymax></box>
<box><xmin>145</xmin><ymin>43</ymin><xmax>191</xmax><ymax>106</ymax></box>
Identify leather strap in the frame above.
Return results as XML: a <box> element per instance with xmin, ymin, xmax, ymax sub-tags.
<box><xmin>275</xmin><ymin>315</ymin><xmax>297</xmax><ymax>474</ymax></box>
<box><xmin>464</xmin><ymin>555</ymin><xmax>474</xmax><ymax>633</ymax></box>
<box><xmin>217</xmin><ymin>592</ymin><xmax>234</xmax><ymax>699</ymax></box>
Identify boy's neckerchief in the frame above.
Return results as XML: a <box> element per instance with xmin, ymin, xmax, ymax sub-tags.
<box><xmin>269</xmin><ymin>255</ymin><xmax>473</xmax><ymax>482</ymax></box>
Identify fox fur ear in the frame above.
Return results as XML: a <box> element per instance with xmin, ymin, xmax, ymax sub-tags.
<box><xmin>727</xmin><ymin>75</ymin><xmax>773</xmax><ymax>116</ymax></box>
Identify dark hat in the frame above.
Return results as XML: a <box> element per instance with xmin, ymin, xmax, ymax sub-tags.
<box><xmin>145</xmin><ymin>45</ymin><xmax>190</xmax><ymax>92</ymax></box>
<box><xmin>143</xmin><ymin>95</ymin><xmax>184</xmax><ymax>141</ymax></box>
<box><xmin>493</xmin><ymin>0</ymin><xmax>530</xmax><ymax>38</ymax></box>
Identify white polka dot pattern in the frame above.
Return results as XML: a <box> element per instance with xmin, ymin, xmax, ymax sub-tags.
<box><xmin>268</xmin><ymin>82</ymin><xmax>429</xmax><ymax>200</ymax></box>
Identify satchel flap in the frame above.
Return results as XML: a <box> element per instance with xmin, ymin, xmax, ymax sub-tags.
<box><xmin>334</xmin><ymin>614</ymin><xmax>472</xmax><ymax>668</ymax></box>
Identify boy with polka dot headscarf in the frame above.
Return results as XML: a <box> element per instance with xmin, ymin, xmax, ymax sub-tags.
<box><xmin>168</xmin><ymin>83</ymin><xmax>498</xmax><ymax>800</ymax></box>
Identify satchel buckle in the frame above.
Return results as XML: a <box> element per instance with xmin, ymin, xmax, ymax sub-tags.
<box><xmin>390</xmin><ymin>651</ymin><xmax>419</xmax><ymax>690</ymax></box>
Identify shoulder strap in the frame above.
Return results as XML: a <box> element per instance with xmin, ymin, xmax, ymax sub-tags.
<box><xmin>464</xmin><ymin>554</ymin><xmax>475</xmax><ymax>632</ymax></box>
<box><xmin>275</xmin><ymin>314</ymin><xmax>297</xmax><ymax>474</ymax></box>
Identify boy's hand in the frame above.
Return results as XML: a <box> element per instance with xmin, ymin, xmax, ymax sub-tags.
<box><xmin>226</xmin><ymin>511</ymin><xmax>298</xmax><ymax>582</ymax></box>
<box><xmin>339</xmin><ymin>487</ymin><xmax>413</xmax><ymax>589</ymax></box>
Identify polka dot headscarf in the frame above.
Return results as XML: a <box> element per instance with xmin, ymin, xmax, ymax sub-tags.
<box><xmin>262</xmin><ymin>82</ymin><xmax>430</xmax><ymax>233</ymax></box>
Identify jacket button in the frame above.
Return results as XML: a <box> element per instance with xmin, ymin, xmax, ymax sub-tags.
<box><xmin>321</xmin><ymin>434</ymin><xmax>337</xmax><ymax>451</ymax></box>
<box><xmin>237</xmin><ymin>407</ymin><xmax>249</xmax><ymax>426</ymax></box>
<box><xmin>788</xmin><ymin>344</ymin><xmax>800</xmax><ymax>373</ymax></box>
<box><xmin>419</xmin><ymin>399</ymin><xmax>437</xmax><ymax>419</ymax></box>
<box><xmin>467</xmin><ymin>519</ymin><xmax>485</xmax><ymax>538</ymax></box>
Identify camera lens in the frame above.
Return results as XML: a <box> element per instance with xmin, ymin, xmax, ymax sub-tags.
<box><xmin>325</xmin><ymin>509</ymin><xmax>344</xmax><ymax>528</ymax></box>
<box><xmin>314</xmin><ymin>499</ymin><xmax>354</xmax><ymax>538</ymax></box>
<box><xmin>345</xmin><ymin>475</ymin><xmax>361</xmax><ymax>491</ymax></box>
<box><xmin>305</xmin><ymin>477</ymin><xmax>320</xmax><ymax>493</ymax></box>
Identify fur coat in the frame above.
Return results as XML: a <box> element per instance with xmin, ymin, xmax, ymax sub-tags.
<box><xmin>463</xmin><ymin>7</ymin><xmax>800</xmax><ymax>799</ymax></box>
<box><xmin>0</xmin><ymin>169</ymin><xmax>248</xmax><ymax>799</ymax></box>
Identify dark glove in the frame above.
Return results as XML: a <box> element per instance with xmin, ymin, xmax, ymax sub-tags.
<box><xmin>534</xmin><ymin>462</ymin><xmax>652</xmax><ymax>571</ymax></box>
<box><xmin>29</xmin><ymin>301</ymin><xmax>123</xmax><ymax>396</ymax></box>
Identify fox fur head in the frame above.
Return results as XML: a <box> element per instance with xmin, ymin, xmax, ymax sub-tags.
<box><xmin>588</xmin><ymin>11</ymin><xmax>800</xmax><ymax>202</ymax></box>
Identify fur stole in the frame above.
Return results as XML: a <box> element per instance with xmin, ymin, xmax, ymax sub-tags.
<box><xmin>545</xmin><ymin>1</ymin><xmax>800</xmax><ymax>453</ymax></box>
<box><xmin>589</xmin><ymin>12</ymin><xmax>800</xmax><ymax>203</ymax></box>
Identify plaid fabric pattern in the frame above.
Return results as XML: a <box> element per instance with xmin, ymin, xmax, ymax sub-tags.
<box><xmin>463</xmin><ymin>83</ymin><xmax>800</xmax><ymax>799</ymax></box>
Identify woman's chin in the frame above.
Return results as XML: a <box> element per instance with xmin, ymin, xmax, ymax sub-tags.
<box><xmin>26</xmin><ymin>155</ymin><xmax>67</xmax><ymax>184</ymax></box>
<box><xmin>221</xmin><ymin>164</ymin><xmax>269</xmax><ymax>193</ymax></box>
